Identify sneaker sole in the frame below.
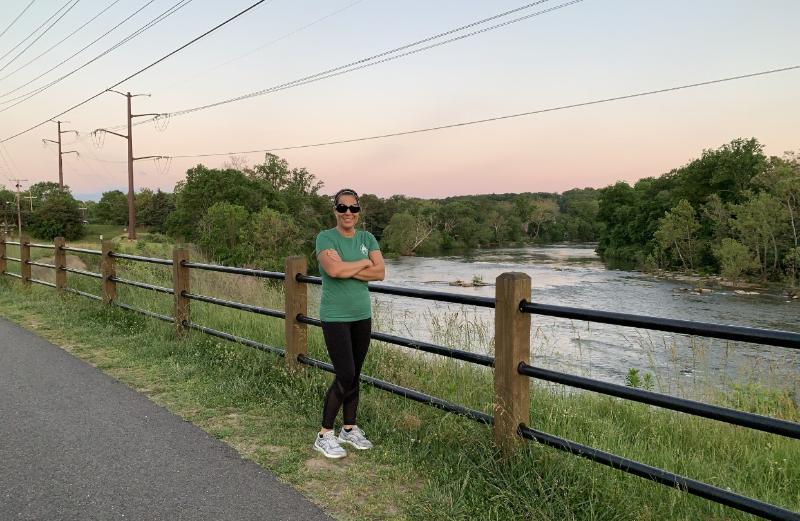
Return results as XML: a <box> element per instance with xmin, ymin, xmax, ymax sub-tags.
<box><xmin>338</xmin><ymin>438</ymin><xmax>372</xmax><ymax>450</ymax></box>
<box><xmin>314</xmin><ymin>443</ymin><xmax>347</xmax><ymax>459</ymax></box>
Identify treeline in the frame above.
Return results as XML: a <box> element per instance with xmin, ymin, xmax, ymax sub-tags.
<box><xmin>596</xmin><ymin>138</ymin><xmax>799</xmax><ymax>285</ymax></box>
<box><xmin>0</xmin><ymin>182</ymin><xmax>84</xmax><ymax>240</ymax></box>
<box><xmin>14</xmin><ymin>137</ymin><xmax>797</xmax><ymax>286</ymax></box>
<box><xmin>26</xmin><ymin>154</ymin><xmax>600</xmax><ymax>269</ymax></box>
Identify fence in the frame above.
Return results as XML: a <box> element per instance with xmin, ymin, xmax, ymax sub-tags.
<box><xmin>1</xmin><ymin>235</ymin><xmax>799</xmax><ymax>521</ymax></box>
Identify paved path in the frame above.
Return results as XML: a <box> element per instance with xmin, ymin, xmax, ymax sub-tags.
<box><xmin>0</xmin><ymin>317</ymin><xmax>333</xmax><ymax>521</ymax></box>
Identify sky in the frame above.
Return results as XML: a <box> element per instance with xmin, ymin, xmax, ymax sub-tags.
<box><xmin>0</xmin><ymin>0</ymin><xmax>798</xmax><ymax>201</ymax></box>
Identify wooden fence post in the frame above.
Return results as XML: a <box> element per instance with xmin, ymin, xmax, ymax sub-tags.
<box><xmin>54</xmin><ymin>237</ymin><xmax>67</xmax><ymax>291</ymax></box>
<box><xmin>173</xmin><ymin>246</ymin><xmax>190</xmax><ymax>336</ymax></box>
<box><xmin>284</xmin><ymin>256</ymin><xmax>308</xmax><ymax>371</ymax></box>
<box><xmin>494</xmin><ymin>272</ymin><xmax>531</xmax><ymax>454</ymax></box>
<box><xmin>101</xmin><ymin>240</ymin><xmax>116</xmax><ymax>304</ymax></box>
<box><xmin>20</xmin><ymin>234</ymin><xmax>31</xmax><ymax>286</ymax></box>
<box><xmin>0</xmin><ymin>235</ymin><xmax>6</xmax><ymax>274</ymax></box>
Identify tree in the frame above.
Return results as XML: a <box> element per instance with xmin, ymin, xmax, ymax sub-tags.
<box><xmin>755</xmin><ymin>152</ymin><xmax>800</xmax><ymax>248</ymax></box>
<box><xmin>245</xmin><ymin>207</ymin><xmax>304</xmax><ymax>270</ymax></box>
<box><xmin>654</xmin><ymin>200</ymin><xmax>700</xmax><ymax>271</ymax></box>
<box><xmin>731</xmin><ymin>192</ymin><xmax>787</xmax><ymax>278</ymax></box>
<box><xmin>138</xmin><ymin>189</ymin><xmax>175</xmax><ymax>233</ymax></box>
<box><xmin>383</xmin><ymin>212</ymin><xmax>438</xmax><ymax>255</ymax></box>
<box><xmin>167</xmin><ymin>164</ymin><xmax>277</xmax><ymax>239</ymax></box>
<box><xmin>28</xmin><ymin>191</ymin><xmax>84</xmax><ymax>240</ymax></box>
<box><xmin>783</xmin><ymin>247</ymin><xmax>800</xmax><ymax>288</ymax></box>
<box><xmin>528</xmin><ymin>199</ymin><xmax>559</xmax><ymax>241</ymax></box>
<box><xmin>95</xmin><ymin>190</ymin><xmax>128</xmax><ymax>224</ymax></box>
<box><xmin>714</xmin><ymin>238</ymin><xmax>756</xmax><ymax>287</ymax></box>
<box><xmin>28</xmin><ymin>181</ymin><xmax>67</xmax><ymax>203</ymax></box>
<box><xmin>197</xmin><ymin>202</ymin><xmax>250</xmax><ymax>265</ymax></box>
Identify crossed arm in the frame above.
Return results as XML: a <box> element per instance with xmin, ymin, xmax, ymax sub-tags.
<box><xmin>318</xmin><ymin>249</ymin><xmax>385</xmax><ymax>281</ymax></box>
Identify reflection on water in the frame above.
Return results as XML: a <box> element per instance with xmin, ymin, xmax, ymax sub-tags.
<box><xmin>369</xmin><ymin>244</ymin><xmax>800</xmax><ymax>401</ymax></box>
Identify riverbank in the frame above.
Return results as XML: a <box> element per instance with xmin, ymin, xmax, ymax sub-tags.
<box><xmin>0</xmin><ymin>240</ymin><xmax>797</xmax><ymax>520</ymax></box>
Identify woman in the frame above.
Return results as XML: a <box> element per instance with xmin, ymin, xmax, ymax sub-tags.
<box><xmin>313</xmin><ymin>188</ymin><xmax>385</xmax><ymax>459</ymax></box>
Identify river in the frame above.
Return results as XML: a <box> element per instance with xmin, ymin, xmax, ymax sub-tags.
<box><xmin>372</xmin><ymin>244</ymin><xmax>799</xmax><ymax>400</ymax></box>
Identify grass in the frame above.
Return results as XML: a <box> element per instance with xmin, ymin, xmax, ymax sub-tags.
<box><xmin>0</xmin><ymin>238</ymin><xmax>798</xmax><ymax>520</ymax></box>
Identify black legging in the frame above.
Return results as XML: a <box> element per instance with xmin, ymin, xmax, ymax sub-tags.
<box><xmin>320</xmin><ymin>318</ymin><xmax>371</xmax><ymax>429</ymax></box>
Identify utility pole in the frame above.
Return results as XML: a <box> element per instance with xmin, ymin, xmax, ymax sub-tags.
<box><xmin>24</xmin><ymin>193</ymin><xmax>36</xmax><ymax>211</ymax></box>
<box><xmin>11</xmin><ymin>178</ymin><xmax>27</xmax><ymax>238</ymax></box>
<box><xmin>41</xmin><ymin>120</ymin><xmax>78</xmax><ymax>190</ymax></box>
<box><xmin>93</xmin><ymin>90</ymin><xmax>165</xmax><ymax>240</ymax></box>
<box><xmin>3</xmin><ymin>201</ymin><xmax>11</xmax><ymax>235</ymax></box>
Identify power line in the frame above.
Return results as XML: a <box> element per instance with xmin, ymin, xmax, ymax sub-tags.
<box><xmin>0</xmin><ymin>0</ymin><xmax>124</xmax><ymax>82</ymax></box>
<box><xmin>0</xmin><ymin>0</ymin><xmax>194</xmax><ymax>111</ymax></box>
<box><xmin>161</xmin><ymin>0</ymin><xmax>366</xmax><ymax>92</ymax></box>
<box><xmin>0</xmin><ymin>0</ymin><xmax>82</xmax><ymax>74</ymax></box>
<box><xmin>0</xmin><ymin>0</ymin><xmax>158</xmax><ymax>102</ymax></box>
<box><xmin>165</xmin><ymin>65</ymin><xmax>800</xmax><ymax>159</ymax></box>
<box><xmin>0</xmin><ymin>0</ymin><xmax>75</xmax><ymax>65</ymax></box>
<box><xmin>0</xmin><ymin>0</ymin><xmax>37</xmax><ymax>40</ymax></box>
<box><xmin>163</xmin><ymin>0</ymin><xmax>573</xmax><ymax>120</ymax></box>
<box><xmin>103</xmin><ymin>0</ymin><xmax>579</xmax><ymax>131</ymax></box>
<box><xmin>1</xmin><ymin>0</ymin><xmax>271</xmax><ymax>143</ymax></box>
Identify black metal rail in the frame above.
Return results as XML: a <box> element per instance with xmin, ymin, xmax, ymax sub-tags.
<box><xmin>28</xmin><ymin>243</ymin><xmax>55</xmax><ymax>249</ymax></box>
<box><xmin>4</xmin><ymin>249</ymin><xmax>799</xmax><ymax>520</ymax></box>
<box><xmin>63</xmin><ymin>267</ymin><xmax>103</xmax><ymax>279</ymax></box>
<box><xmin>183</xmin><ymin>292</ymin><xmax>285</xmax><ymax>319</ymax></box>
<box><xmin>517</xmin><ymin>425</ymin><xmax>799</xmax><ymax>521</ymax></box>
<box><xmin>296</xmin><ymin>314</ymin><xmax>494</xmax><ymax>367</ymax></box>
<box><xmin>27</xmin><ymin>260</ymin><xmax>56</xmax><ymax>269</ymax></box>
<box><xmin>113</xmin><ymin>301</ymin><xmax>173</xmax><ymax>323</ymax></box>
<box><xmin>64</xmin><ymin>287</ymin><xmax>102</xmax><ymax>301</ymax></box>
<box><xmin>297</xmin><ymin>355</ymin><xmax>494</xmax><ymax>425</ymax></box>
<box><xmin>182</xmin><ymin>261</ymin><xmax>284</xmax><ymax>280</ymax></box>
<box><xmin>295</xmin><ymin>274</ymin><xmax>496</xmax><ymax>307</ymax></box>
<box><xmin>110</xmin><ymin>276</ymin><xmax>173</xmax><ymax>295</ymax></box>
<box><xmin>29</xmin><ymin>278</ymin><xmax>56</xmax><ymax>288</ymax></box>
<box><xmin>109</xmin><ymin>252</ymin><xmax>173</xmax><ymax>266</ymax></box>
<box><xmin>520</xmin><ymin>301</ymin><xmax>800</xmax><ymax>350</ymax></box>
<box><xmin>184</xmin><ymin>321</ymin><xmax>285</xmax><ymax>357</ymax></box>
<box><xmin>518</xmin><ymin>363</ymin><xmax>800</xmax><ymax>439</ymax></box>
<box><xmin>61</xmin><ymin>246</ymin><xmax>101</xmax><ymax>255</ymax></box>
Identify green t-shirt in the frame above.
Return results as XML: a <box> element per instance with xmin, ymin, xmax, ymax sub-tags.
<box><xmin>315</xmin><ymin>228</ymin><xmax>380</xmax><ymax>322</ymax></box>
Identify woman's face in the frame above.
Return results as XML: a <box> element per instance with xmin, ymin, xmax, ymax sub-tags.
<box><xmin>334</xmin><ymin>194</ymin><xmax>360</xmax><ymax>231</ymax></box>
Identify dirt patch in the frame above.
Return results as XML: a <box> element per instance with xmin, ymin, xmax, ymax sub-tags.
<box><xmin>305</xmin><ymin>454</ymin><xmax>354</xmax><ymax>473</ymax></box>
<box><xmin>30</xmin><ymin>254</ymin><xmax>89</xmax><ymax>283</ymax></box>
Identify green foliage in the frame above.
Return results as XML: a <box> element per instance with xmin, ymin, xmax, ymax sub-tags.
<box><xmin>784</xmin><ymin>247</ymin><xmax>800</xmax><ymax>287</ymax></box>
<box><xmin>714</xmin><ymin>238</ymin><xmax>756</xmax><ymax>286</ymax></box>
<box><xmin>137</xmin><ymin>188</ymin><xmax>175</xmax><ymax>233</ymax></box>
<box><xmin>625</xmin><ymin>368</ymin><xmax>654</xmax><ymax>391</ymax></box>
<box><xmin>197</xmin><ymin>202</ymin><xmax>250</xmax><ymax>266</ymax></box>
<box><xmin>27</xmin><ymin>191</ymin><xmax>84</xmax><ymax>240</ymax></box>
<box><xmin>654</xmin><ymin>199</ymin><xmax>701</xmax><ymax>271</ymax></box>
<box><xmin>95</xmin><ymin>190</ymin><xmax>128</xmax><ymax>225</ymax></box>
<box><xmin>28</xmin><ymin>181</ymin><xmax>67</xmax><ymax>202</ymax></box>
<box><xmin>245</xmin><ymin>207</ymin><xmax>304</xmax><ymax>271</ymax></box>
<box><xmin>597</xmin><ymin>139</ymin><xmax>800</xmax><ymax>282</ymax></box>
<box><xmin>730</xmin><ymin>191</ymin><xmax>787</xmax><ymax>278</ymax></box>
<box><xmin>382</xmin><ymin>213</ymin><xmax>418</xmax><ymax>255</ymax></box>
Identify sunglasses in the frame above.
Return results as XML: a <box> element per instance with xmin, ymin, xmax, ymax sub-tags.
<box><xmin>335</xmin><ymin>204</ymin><xmax>361</xmax><ymax>214</ymax></box>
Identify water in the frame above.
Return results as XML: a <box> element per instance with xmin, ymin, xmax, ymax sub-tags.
<box><xmin>371</xmin><ymin>244</ymin><xmax>800</xmax><ymax>400</ymax></box>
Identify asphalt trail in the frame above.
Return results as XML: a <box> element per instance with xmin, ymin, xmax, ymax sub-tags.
<box><xmin>0</xmin><ymin>317</ymin><xmax>333</xmax><ymax>521</ymax></box>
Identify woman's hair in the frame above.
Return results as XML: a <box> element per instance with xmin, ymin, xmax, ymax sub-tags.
<box><xmin>333</xmin><ymin>188</ymin><xmax>360</xmax><ymax>205</ymax></box>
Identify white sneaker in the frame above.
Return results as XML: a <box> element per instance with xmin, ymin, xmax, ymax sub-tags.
<box><xmin>337</xmin><ymin>425</ymin><xmax>373</xmax><ymax>450</ymax></box>
<box><xmin>314</xmin><ymin>430</ymin><xmax>347</xmax><ymax>459</ymax></box>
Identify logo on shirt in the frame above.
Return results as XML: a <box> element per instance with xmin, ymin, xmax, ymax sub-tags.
<box><xmin>361</xmin><ymin>244</ymin><xmax>368</xmax><ymax>256</ymax></box>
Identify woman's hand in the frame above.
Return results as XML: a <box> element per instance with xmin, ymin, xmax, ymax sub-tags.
<box><xmin>319</xmin><ymin>249</ymin><xmax>372</xmax><ymax>278</ymax></box>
